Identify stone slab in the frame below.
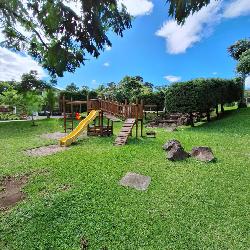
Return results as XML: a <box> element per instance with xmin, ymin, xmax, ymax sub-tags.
<box><xmin>119</xmin><ymin>172</ymin><xmax>151</xmax><ymax>191</ymax></box>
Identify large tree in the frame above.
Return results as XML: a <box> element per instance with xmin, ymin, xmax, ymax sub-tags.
<box><xmin>228</xmin><ymin>38</ymin><xmax>250</xmax><ymax>107</ymax></box>
<box><xmin>0</xmin><ymin>0</ymin><xmax>131</xmax><ymax>77</ymax></box>
<box><xmin>228</xmin><ymin>39</ymin><xmax>250</xmax><ymax>61</ymax></box>
<box><xmin>237</xmin><ymin>50</ymin><xmax>250</xmax><ymax>76</ymax></box>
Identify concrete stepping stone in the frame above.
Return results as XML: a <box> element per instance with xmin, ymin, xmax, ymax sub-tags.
<box><xmin>119</xmin><ymin>172</ymin><xmax>151</xmax><ymax>191</ymax></box>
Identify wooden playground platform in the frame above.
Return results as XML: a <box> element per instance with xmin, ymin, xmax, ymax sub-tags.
<box><xmin>61</xmin><ymin>96</ymin><xmax>144</xmax><ymax>146</ymax></box>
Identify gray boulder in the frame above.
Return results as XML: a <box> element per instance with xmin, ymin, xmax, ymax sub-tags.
<box><xmin>167</xmin><ymin>147</ymin><xmax>190</xmax><ymax>161</ymax></box>
<box><xmin>163</xmin><ymin>139</ymin><xmax>182</xmax><ymax>151</ymax></box>
<box><xmin>190</xmin><ymin>146</ymin><xmax>215</xmax><ymax>162</ymax></box>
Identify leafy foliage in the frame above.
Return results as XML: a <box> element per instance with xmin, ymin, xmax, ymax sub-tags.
<box><xmin>166</xmin><ymin>0</ymin><xmax>211</xmax><ymax>24</ymax></box>
<box><xmin>65</xmin><ymin>83</ymin><xmax>79</xmax><ymax>93</ymax></box>
<box><xmin>0</xmin><ymin>0</ymin><xmax>132</xmax><ymax>77</ymax></box>
<box><xmin>0</xmin><ymin>86</ymin><xmax>22</xmax><ymax>108</ymax></box>
<box><xmin>237</xmin><ymin>49</ymin><xmax>250</xmax><ymax>76</ymax></box>
<box><xmin>228</xmin><ymin>39</ymin><xmax>250</xmax><ymax>61</ymax></box>
<box><xmin>16</xmin><ymin>70</ymin><xmax>48</xmax><ymax>93</ymax></box>
<box><xmin>165</xmin><ymin>78</ymin><xmax>242</xmax><ymax>123</ymax></box>
<box><xmin>97</xmin><ymin>76</ymin><xmax>164</xmax><ymax>104</ymax></box>
<box><xmin>43</xmin><ymin>88</ymin><xmax>58</xmax><ymax>115</ymax></box>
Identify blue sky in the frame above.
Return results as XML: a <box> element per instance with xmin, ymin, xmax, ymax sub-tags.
<box><xmin>0</xmin><ymin>0</ymin><xmax>249</xmax><ymax>89</ymax></box>
<box><xmin>56</xmin><ymin>0</ymin><xmax>250</xmax><ymax>89</ymax></box>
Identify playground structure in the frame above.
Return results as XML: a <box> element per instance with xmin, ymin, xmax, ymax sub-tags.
<box><xmin>59</xmin><ymin>96</ymin><xmax>144</xmax><ymax>146</ymax></box>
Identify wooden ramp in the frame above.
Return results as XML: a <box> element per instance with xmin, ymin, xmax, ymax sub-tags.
<box><xmin>114</xmin><ymin>119</ymin><xmax>136</xmax><ymax>146</ymax></box>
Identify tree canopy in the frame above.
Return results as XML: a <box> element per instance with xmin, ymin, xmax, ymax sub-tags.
<box><xmin>0</xmin><ymin>0</ymin><xmax>132</xmax><ymax>77</ymax></box>
<box><xmin>167</xmin><ymin>0</ymin><xmax>211</xmax><ymax>24</ymax></box>
<box><xmin>228</xmin><ymin>39</ymin><xmax>250</xmax><ymax>61</ymax></box>
<box><xmin>237</xmin><ymin>49</ymin><xmax>250</xmax><ymax>76</ymax></box>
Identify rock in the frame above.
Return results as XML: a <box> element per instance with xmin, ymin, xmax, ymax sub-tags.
<box><xmin>119</xmin><ymin>172</ymin><xmax>151</xmax><ymax>191</ymax></box>
<box><xmin>165</xmin><ymin>126</ymin><xmax>177</xmax><ymax>132</ymax></box>
<box><xmin>167</xmin><ymin>147</ymin><xmax>190</xmax><ymax>161</ymax></box>
<box><xmin>162</xmin><ymin>139</ymin><xmax>182</xmax><ymax>151</ymax></box>
<box><xmin>190</xmin><ymin>146</ymin><xmax>215</xmax><ymax>162</ymax></box>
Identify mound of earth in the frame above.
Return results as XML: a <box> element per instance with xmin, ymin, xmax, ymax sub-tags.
<box><xmin>0</xmin><ymin>176</ymin><xmax>28</xmax><ymax>211</ymax></box>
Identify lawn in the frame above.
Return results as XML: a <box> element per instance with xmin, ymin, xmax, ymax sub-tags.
<box><xmin>0</xmin><ymin>108</ymin><xmax>250</xmax><ymax>249</ymax></box>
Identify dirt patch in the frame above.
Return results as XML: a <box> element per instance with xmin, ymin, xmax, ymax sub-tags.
<box><xmin>25</xmin><ymin>145</ymin><xmax>69</xmax><ymax>157</ymax></box>
<box><xmin>57</xmin><ymin>184</ymin><xmax>72</xmax><ymax>192</ymax></box>
<box><xmin>41</xmin><ymin>132</ymin><xmax>67</xmax><ymax>140</ymax></box>
<box><xmin>0</xmin><ymin>176</ymin><xmax>28</xmax><ymax>211</ymax></box>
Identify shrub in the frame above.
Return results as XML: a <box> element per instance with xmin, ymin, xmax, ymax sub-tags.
<box><xmin>165</xmin><ymin>78</ymin><xmax>242</xmax><ymax>126</ymax></box>
<box><xmin>0</xmin><ymin>113</ymin><xmax>20</xmax><ymax>121</ymax></box>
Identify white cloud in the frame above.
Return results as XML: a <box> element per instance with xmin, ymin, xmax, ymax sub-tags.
<box><xmin>0</xmin><ymin>47</ymin><xmax>46</xmax><ymax>81</ymax></box>
<box><xmin>245</xmin><ymin>76</ymin><xmax>250</xmax><ymax>89</ymax></box>
<box><xmin>156</xmin><ymin>0</ymin><xmax>222</xmax><ymax>54</ymax></box>
<box><xmin>212</xmin><ymin>72</ymin><xmax>218</xmax><ymax>75</ymax></box>
<box><xmin>103</xmin><ymin>62</ymin><xmax>110</xmax><ymax>67</ymax></box>
<box><xmin>105</xmin><ymin>45</ymin><xmax>112</xmax><ymax>51</ymax></box>
<box><xmin>156</xmin><ymin>0</ymin><xmax>250</xmax><ymax>55</ymax></box>
<box><xmin>223</xmin><ymin>0</ymin><xmax>250</xmax><ymax>18</ymax></box>
<box><xmin>119</xmin><ymin>0</ymin><xmax>153</xmax><ymax>16</ymax></box>
<box><xmin>164</xmin><ymin>75</ymin><xmax>182</xmax><ymax>83</ymax></box>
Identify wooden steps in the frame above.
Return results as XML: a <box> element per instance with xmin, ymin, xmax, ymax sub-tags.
<box><xmin>114</xmin><ymin>118</ymin><xmax>135</xmax><ymax>146</ymax></box>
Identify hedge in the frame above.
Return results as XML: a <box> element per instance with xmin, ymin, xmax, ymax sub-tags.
<box><xmin>165</xmin><ymin>78</ymin><xmax>243</xmax><ymax>126</ymax></box>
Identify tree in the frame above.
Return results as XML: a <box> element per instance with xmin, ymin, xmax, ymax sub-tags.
<box><xmin>165</xmin><ymin>78</ymin><xmax>242</xmax><ymax>126</ymax></box>
<box><xmin>228</xmin><ymin>38</ymin><xmax>250</xmax><ymax>107</ymax></box>
<box><xmin>65</xmin><ymin>83</ymin><xmax>79</xmax><ymax>93</ymax></box>
<box><xmin>44</xmin><ymin>88</ymin><xmax>57</xmax><ymax>117</ymax></box>
<box><xmin>166</xmin><ymin>0</ymin><xmax>212</xmax><ymax>24</ymax></box>
<box><xmin>228</xmin><ymin>39</ymin><xmax>250</xmax><ymax>60</ymax></box>
<box><xmin>0</xmin><ymin>87</ymin><xmax>22</xmax><ymax>110</ymax></box>
<box><xmin>0</xmin><ymin>82</ymin><xmax>14</xmax><ymax>94</ymax></box>
<box><xmin>22</xmin><ymin>92</ymin><xmax>43</xmax><ymax>126</ymax></box>
<box><xmin>237</xmin><ymin>49</ymin><xmax>250</xmax><ymax>76</ymax></box>
<box><xmin>17</xmin><ymin>70</ymin><xmax>47</xmax><ymax>93</ymax></box>
<box><xmin>0</xmin><ymin>1</ymin><xmax>131</xmax><ymax>77</ymax></box>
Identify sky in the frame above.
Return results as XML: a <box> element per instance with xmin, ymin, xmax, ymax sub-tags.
<box><xmin>0</xmin><ymin>0</ymin><xmax>250</xmax><ymax>89</ymax></box>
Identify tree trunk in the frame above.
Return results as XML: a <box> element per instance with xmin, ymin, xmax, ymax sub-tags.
<box><xmin>221</xmin><ymin>104</ymin><xmax>224</xmax><ymax>113</ymax></box>
<box><xmin>238</xmin><ymin>74</ymin><xmax>247</xmax><ymax>108</ymax></box>
<box><xmin>31</xmin><ymin>114</ymin><xmax>36</xmax><ymax>126</ymax></box>
<box><xmin>216</xmin><ymin>105</ymin><xmax>219</xmax><ymax>119</ymax></box>
<box><xmin>206</xmin><ymin>110</ymin><xmax>211</xmax><ymax>122</ymax></box>
<box><xmin>189</xmin><ymin>112</ymin><xmax>194</xmax><ymax>127</ymax></box>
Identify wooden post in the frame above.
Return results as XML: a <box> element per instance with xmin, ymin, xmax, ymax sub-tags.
<box><xmin>140</xmin><ymin>99</ymin><xmax>144</xmax><ymax>137</ymax></box>
<box><xmin>100</xmin><ymin>111</ymin><xmax>104</xmax><ymax>136</ymax></box>
<box><xmin>125</xmin><ymin>99</ymin><xmax>127</xmax><ymax>118</ymax></box>
<box><xmin>63</xmin><ymin>95</ymin><xmax>66</xmax><ymax>133</ymax></box>
<box><xmin>107</xmin><ymin>118</ymin><xmax>110</xmax><ymax>136</ymax></box>
<box><xmin>87</xmin><ymin>95</ymin><xmax>90</xmax><ymax>113</ymax></box>
<box><xmin>136</xmin><ymin>98</ymin><xmax>139</xmax><ymax>139</ymax></box>
<box><xmin>70</xmin><ymin>97</ymin><xmax>73</xmax><ymax>131</ymax></box>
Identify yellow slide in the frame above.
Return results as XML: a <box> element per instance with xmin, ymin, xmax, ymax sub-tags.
<box><xmin>59</xmin><ymin>110</ymin><xmax>99</xmax><ymax>147</ymax></box>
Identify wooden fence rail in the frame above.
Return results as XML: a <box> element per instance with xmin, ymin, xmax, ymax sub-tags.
<box><xmin>87</xmin><ymin>99</ymin><xmax>143</xmax><ymax>120</ymax></box>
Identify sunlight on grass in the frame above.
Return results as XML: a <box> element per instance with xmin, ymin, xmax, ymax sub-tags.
<box><xmin>0</xmin><ymin>109</ymin><xmax>250</xmax><ymax>249</ymax></box>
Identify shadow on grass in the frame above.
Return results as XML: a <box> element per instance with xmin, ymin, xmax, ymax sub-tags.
<box><xmin>184</xmin><ymin>108</ymin><xmax>250</xmax><ymax>136</ymax></box>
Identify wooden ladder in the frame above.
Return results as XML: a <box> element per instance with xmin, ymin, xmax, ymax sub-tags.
<box><xmin>114</xmin><ymin>118</ymin><xmax>136</xmax><ymax>146</ymax></box>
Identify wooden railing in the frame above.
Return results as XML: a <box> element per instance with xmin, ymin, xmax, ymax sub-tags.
<box><xmin>87</xmin><ymin>99</ymin><xmax>143</xmax><ymax>120</ymax></box>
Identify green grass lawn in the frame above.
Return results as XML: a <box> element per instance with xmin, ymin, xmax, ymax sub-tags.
<box><xmin>0</xmin><ymin>109</ymin><xmax>250</xmax><ymax>249</ymax></box>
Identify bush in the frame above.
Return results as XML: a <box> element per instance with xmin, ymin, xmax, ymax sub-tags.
<box><xmin>165</xmin><ymin>78</ymin><xmax>242</xmax><ymax>126</ymax></box>
<box><xmin>0</xmin><ymin>113</ymin><xmax>20</xmax><ymax>120</ymax></box>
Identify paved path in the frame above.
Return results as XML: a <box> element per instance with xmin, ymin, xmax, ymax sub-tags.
<box><xmin>0</xmin><ymin>116</ymin><xmax>63</xmax><ymax>123</ymax></box>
